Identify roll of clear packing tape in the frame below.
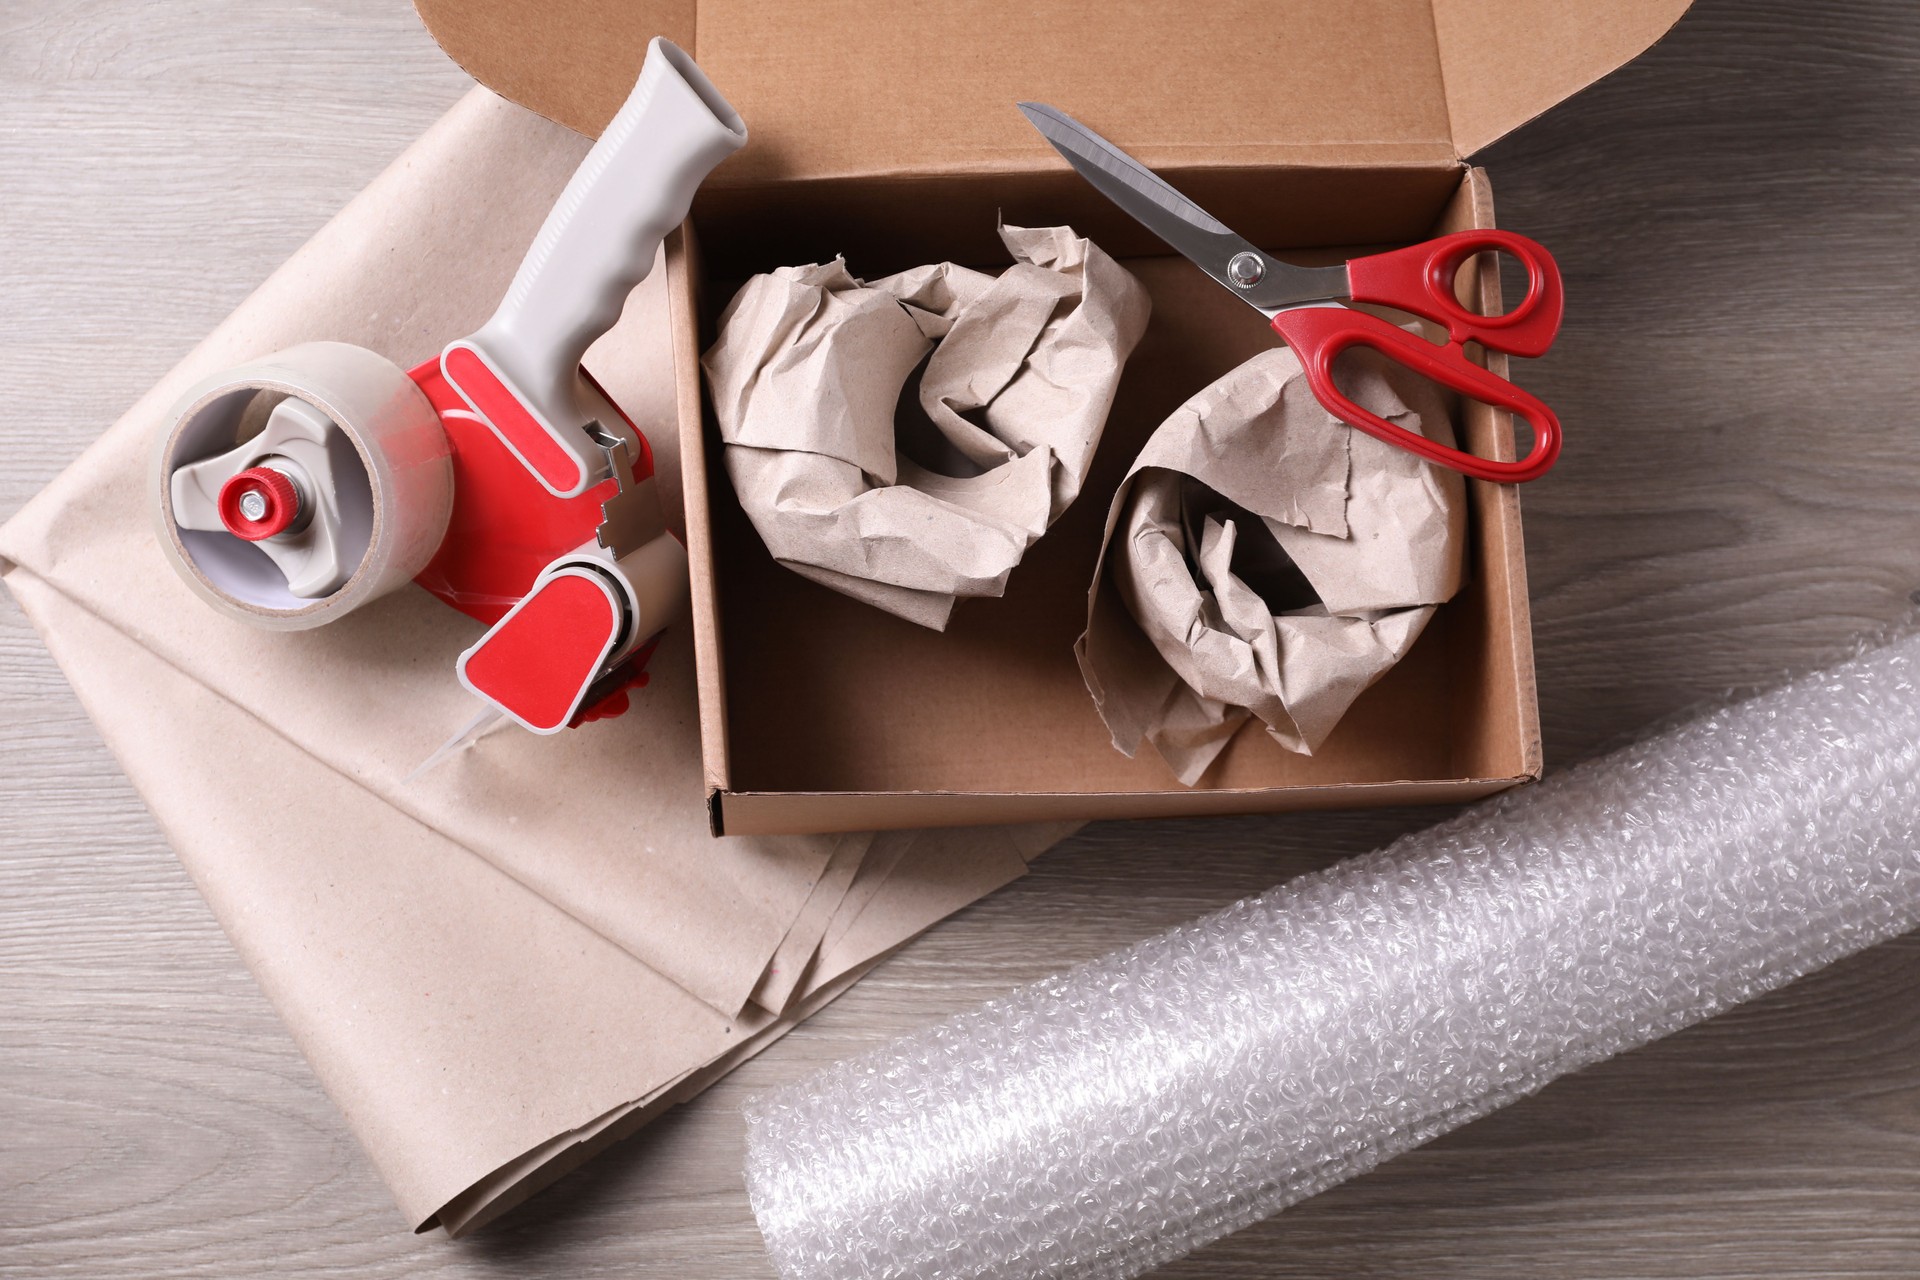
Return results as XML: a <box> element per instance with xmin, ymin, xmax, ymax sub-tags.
<box><xmin>153</xmin><ymin>341</ymin><xmax>454</xmax><ymax>629</ymax></box>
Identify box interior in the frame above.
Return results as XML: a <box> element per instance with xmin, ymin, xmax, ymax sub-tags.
<box><xmin>680</xmin><ymin>163</ymin><xmax>1539</xmax><ymax>828</ymax></box>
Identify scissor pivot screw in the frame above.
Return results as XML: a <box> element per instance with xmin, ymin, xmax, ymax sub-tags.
<box><xmin>1228</xmin><ymin>252</ymin><xmax>1265</xmax><ymax>288</ymax></box>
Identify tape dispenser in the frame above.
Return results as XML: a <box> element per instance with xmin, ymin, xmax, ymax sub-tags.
<box><xmin>154</xmin><ymin>38</ymin><xmax>743</xmax><ymax>752</ymax></box>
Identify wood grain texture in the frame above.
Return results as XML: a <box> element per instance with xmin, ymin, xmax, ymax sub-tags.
<box><xmin>5</xmin><ymin>0</ymin><xmax>1920</xmax><ymax>1275</ymax></box>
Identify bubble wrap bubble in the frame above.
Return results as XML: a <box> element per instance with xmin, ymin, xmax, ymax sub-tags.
<box><xmin>743</xmin><ymin>634</ymin><xmax>1920</xmax><ymax>1280</ymax></box>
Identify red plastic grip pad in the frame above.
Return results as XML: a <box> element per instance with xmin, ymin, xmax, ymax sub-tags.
<box><xmin>441</xmin><ymin>345</ymin><xmax>585</xmax><ymax>495</ymax></box>
<box><xmin>459</xmin><ymin>573</ymin><xmax>621</xmax><ymax>732</ymax></box>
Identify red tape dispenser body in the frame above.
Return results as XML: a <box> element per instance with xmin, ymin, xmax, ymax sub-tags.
<box><xmin>412</xmin><ymin>357</ymin><xmax>688</xmax><ymax>736</ymax></box>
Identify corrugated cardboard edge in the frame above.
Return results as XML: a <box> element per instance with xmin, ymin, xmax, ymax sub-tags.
<box><xmin>1448</xmin><ymin>168</ymin><xmax>1545</xmax><ymax>785</ymax></box>
<box><xmin>715</xmin><ymin>779</ymin><xmax>1535</xmax><ymax>837</ymax></box>
<box><xmin>666</xmin><ymin>224</ymin><xmax>737</xmax><ymax>828</ymax></box>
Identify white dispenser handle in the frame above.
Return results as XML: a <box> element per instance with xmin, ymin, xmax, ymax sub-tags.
<box><xmin>442</xmin><ymin>37</ymin><xmax>746</xmax><ymax>497</ymax></box>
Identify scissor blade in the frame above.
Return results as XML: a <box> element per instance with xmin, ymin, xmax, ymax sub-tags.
<box><xmin>403</xmin><ymin>704</ymin><xmax>507</xmax><ymax>784</ymax></box>
<box><xmin>1016</xmin><ymin>102</ymin><xmax>1348</xmax><ymax>315</ymax></box>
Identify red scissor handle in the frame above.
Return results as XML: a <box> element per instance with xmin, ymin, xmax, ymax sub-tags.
<box><xmin>1270</xmin><ymin>305</ymin><xmax>1562</xmax><ymax>484</ymax></box>
<box><xmin>1345</xmin><ymin>230</ymin><xmax>1564</xmax><ymax>358</ymax></box>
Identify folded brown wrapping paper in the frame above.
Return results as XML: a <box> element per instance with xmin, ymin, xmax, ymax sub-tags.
<box><xmin>704</xmin><ymin>224</ymin><xmax>1150</xmax><ymax>630</ymax></box>
<box><xmin>1078</xmin><ymin>346</ymin><xmax>1466</xmax><ymax>785</ymax></box>
<box><xmin>2</xmin><ymin>90</ymin><xmax>824</xmax><ymax>1021</ymax></box>
<box><xmin>0</xmin><ymin>87</ymin><xmax>1076</xmax><ymax>1234</ymax></box>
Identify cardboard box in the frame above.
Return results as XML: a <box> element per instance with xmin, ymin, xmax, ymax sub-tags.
<box><xmin>416</xmin><ymin>0</ymin><xmax>1694</xmax><ymax>835</ymax></box>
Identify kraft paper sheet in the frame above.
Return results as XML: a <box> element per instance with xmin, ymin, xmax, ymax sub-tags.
<box><xmin>0</xmin><ymin>86</ymin><xmax>1075</xmax><ymax>1234</ymax></box>
<box><xmin>703</xmin><ymin>224</ymin><xmax>1150</xmax><ymax>630</ymax></box>
<box><xmin>1077</xmin><ymin>345</ymin><xmax>1466</xmax><ymax>786</ymax></box>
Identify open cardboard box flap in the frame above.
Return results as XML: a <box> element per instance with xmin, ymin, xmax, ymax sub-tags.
<box><xmin>415</xmin><ymin>0</ymin><xmax>1691</xmax><ymax>172</ymax></box>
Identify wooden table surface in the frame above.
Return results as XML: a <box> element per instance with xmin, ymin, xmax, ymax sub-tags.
<box><xmin>7</xmin><ymin>0</ymin><xmax>1920</xmax><ymax>1275</ymax></box>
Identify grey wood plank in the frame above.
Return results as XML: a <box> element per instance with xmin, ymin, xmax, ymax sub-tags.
<box><xmin>6</xmin><ymin>0</ymin><xmax>1920</xmax><ymax>1275</ymax></box>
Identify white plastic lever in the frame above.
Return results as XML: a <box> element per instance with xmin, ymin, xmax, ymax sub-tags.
<box><xmin>441</xmin><ymin>37</ymin><xmax>747</xmax><ymax>498</ymax></box>
<box><xmin>454</xmin><ymin>530</ymin><xmax>689</xmax><ymax>735</ymax></box>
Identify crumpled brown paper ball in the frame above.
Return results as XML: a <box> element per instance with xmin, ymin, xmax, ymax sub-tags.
<box><xmin>702</xmin><ymin>223</ymin><xmax>1150</xmax><ymax>630</ymax></box>
<box><xmin>1075</xmin><ymin>345</ymin><xmax>1467</xmax><ymax>785</ymax></box>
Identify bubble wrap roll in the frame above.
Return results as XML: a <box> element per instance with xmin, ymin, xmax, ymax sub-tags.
<box><xmin>744</xmin><ymin>634</ymin><xmax>1920</xmax><ymax>1280</ymax></box>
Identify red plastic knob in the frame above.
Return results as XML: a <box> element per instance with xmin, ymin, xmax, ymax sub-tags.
<box><xmin>217</xmin><ymin>466</ymin><xmax>302</xmax><ymax>541</ymax></box>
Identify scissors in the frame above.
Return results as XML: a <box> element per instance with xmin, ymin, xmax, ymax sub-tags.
<box><xmin>1018</xmin><ymin>102</ymin><xmax>1565</xmax><ymax>484</ymax></box>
